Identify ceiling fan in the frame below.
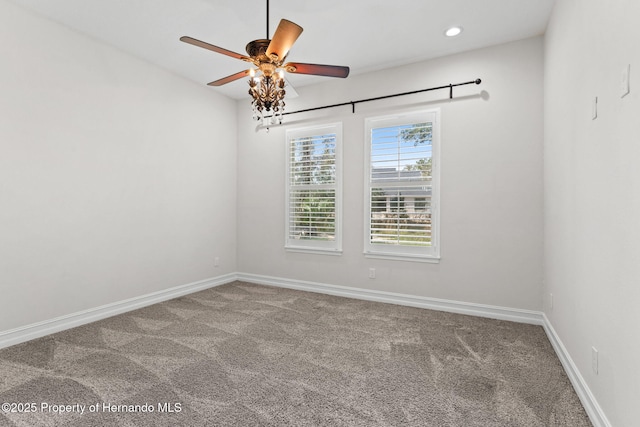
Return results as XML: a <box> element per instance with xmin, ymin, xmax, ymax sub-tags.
<box><xmin>180</xmin><ymin>0</ymin><xmax>349</xmax><ymax>119</ymax></box>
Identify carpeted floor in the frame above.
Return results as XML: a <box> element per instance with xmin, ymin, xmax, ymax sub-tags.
<box><xmin>0</xmin><ymin>281</ymin><xmax>591</xmax><ymax>426</ymax></box>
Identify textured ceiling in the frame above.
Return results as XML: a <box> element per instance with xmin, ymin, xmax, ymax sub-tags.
<box><xmin>8</xmin><ymin>0</ymin><xmax>555</xmax><ymax>99</ymax></box>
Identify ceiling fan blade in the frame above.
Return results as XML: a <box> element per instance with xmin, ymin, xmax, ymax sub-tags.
<box><xmin>266</xmin><ymin>19</ymin><xmax>303</xmax><ymax>61</ymax></box>
<box><xmin>285</xmin><ymin>62</ymin><xmax>350</xmax><ymax>78</ymax></box>
<box><xmin>180</xmin><ymin>36</ymin><xmax>251</xmax><ymax>61</ymax></box>
<box><xmin>207</xmin><ymin>70</ymin><xmax>252</xmax><ymax>86</ymax></box>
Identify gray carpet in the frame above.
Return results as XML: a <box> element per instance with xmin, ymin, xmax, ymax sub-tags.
<box><xmin>0</xmin><ymin>281</ymin><xmax>591</xmax><ymax>426</ymax></box>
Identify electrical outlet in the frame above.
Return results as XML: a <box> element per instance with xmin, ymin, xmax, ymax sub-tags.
<box><xmin>621</xmin><ymin>64</ymin><xmax>630</xmax><ymax>98</ymax></box>
<box><xmin>368</xmin><ymin>268</ymin><xmax>376</xmax><ymax>279</ymax></box>
<box><xmin>214</xmin><ymin>257</ymin><xmax>220</xmax><ymax>267</ymax></box>
<box><xmin>592</xmin><ymin>347</ymin><xmax>599</xmax><ymax>375</ymax></box>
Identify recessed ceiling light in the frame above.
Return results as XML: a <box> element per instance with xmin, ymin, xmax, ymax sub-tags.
<box><xmin>445</xmin><ymin>26</ymin><xmax>463</xmax><ymax>37</ymax></box>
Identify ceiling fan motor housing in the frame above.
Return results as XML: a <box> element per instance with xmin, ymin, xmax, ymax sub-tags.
<box><xmin>246</xmin><ymin>40</ymin><xmax>274</xmax><ymax>61</ymax></box>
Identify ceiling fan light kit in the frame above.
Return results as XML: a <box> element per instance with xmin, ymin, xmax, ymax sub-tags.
<box><xmin>248</xmin><ymin>66</ymin><xmax>286</xmax><ymax>122</ymax></box>
<box><xmin>180</xmin><ymin>1</ymin><xmax>350</xmax><ymax>123</ymax></box>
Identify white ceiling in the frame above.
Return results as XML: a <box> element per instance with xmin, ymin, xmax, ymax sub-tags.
<box><xmin>9</xmin><ymin>0</ymin><xmax>555</xmax><ymax>99</ymax></box>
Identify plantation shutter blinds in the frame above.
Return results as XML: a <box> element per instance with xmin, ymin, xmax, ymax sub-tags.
<box><xmin>365</xmin><ymin>111</ymin><xmax>440</xmax><ymax>260</ymax></box>
<box><xmin>286</xmin><ymin>124</ymin><xmax>342</xmax><ymax>253</ymax></box>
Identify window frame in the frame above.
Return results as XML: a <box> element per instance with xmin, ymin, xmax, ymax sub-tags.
<box><xmin>285</xmin><ymin>122</ymin><xmax>343</xmax><ymax>255</ymax></box>
<box><xmin>363</xmin><ymin>109</ymin><xmax>440</xmax><ymax>262</ymax></box>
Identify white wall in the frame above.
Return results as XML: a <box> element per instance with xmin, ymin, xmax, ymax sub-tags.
<box><xmin>0</xmin><ymin>1</ymin><xmax>237</xmax><ymax>332</ymax></box>
<box><xmin>237</xmin><ymin>37</ymin><xmax>544</xmax><ymax>311</ymax></box>
<box><xmin>544</xmin><ymin>0</ymin><xmax>640</xmax><ymax>425</ymax></box>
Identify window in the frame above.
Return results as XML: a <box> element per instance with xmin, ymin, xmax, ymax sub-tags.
<box><xmin>286</xmin><ymin>123</ymin><xmax>342</xmax><ymax>254</ymax></box>
<box><xmin>364</xmin><ymin>110</ymin><xmax>440</xmax><ymax>261</ymax></box>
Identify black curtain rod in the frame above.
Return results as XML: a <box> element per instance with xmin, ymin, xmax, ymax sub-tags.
<box><xmin>270</xmin><ymin>78</ymin><xmax>482</xmax><ymax>119</ymax></box>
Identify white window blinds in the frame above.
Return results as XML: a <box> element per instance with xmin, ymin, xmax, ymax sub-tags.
<box><xmin>365</xmin><ymin>111</ymin><xmax>440</xmax><ymax>261</ymax></box>
<box><xmin>286</xmin><ymin>123</ymin><xmax>342</xmax><ymax>254</ymax></box>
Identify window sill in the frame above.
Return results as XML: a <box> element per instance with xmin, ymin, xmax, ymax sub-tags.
<box><xmin>363</xmin><ymin>251</ymin><xmax>440</xmax><ymax>263</ymax></box>
<box><xmin>286</xmin><ymin>246</ymin><xmax>343</xmax><ymax>256</ymax></box>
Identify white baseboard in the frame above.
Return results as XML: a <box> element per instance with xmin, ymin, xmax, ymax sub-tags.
<box><xmin>236</xmin><ymin>272</ymin><xmax>544</xmax><ymax>325</ymax></box>
<box><xmin>0</xmin><ymin>273</ymin><xmax>237</xmax><ymax>350</ymax></box>
<box><xmin>542</xmin><ymin>314</ymin><xmax>611</xmax><ymax>427</ymax></box>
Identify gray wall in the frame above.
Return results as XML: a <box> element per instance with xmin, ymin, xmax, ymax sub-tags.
<box><xmin>0</xmin><ymin>1</ymin><xmax>238</xmax><ymax>331</ymax></box>
<box><xmin>544</xmin><ymin>0</ymin><xmax>640</xmax><ymax>425</ymax></box>
<box><xmin>237</xmin><ymin>37</ymin><xmax>544</xmax><ymax>311</ymax></box>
